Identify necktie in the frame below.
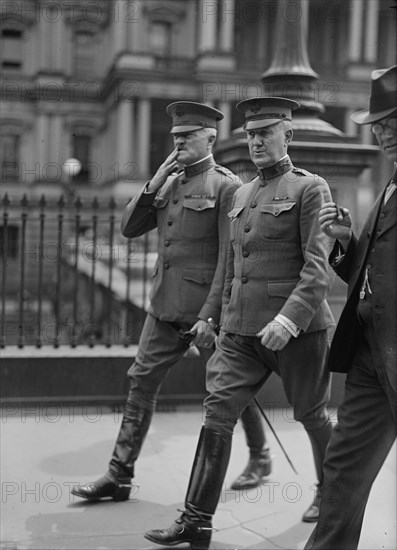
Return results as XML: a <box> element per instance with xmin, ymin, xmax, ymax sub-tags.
<box><xmin>384</xmin><ymin>170</ymin><xmax>396</xmax><ymax>204</ymax></box>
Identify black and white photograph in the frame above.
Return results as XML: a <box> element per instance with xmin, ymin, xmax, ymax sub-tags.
<box><xmin>1</xmin><ymin>1</ymin><xmax>396</xmax><ymax>549</ymax></box>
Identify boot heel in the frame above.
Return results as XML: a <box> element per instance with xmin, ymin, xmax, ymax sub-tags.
<box><xmin>191</xmin><ymin>540</ymin><xmax>211</xmax><ymax>550</ymax></box>
<box><xmin>191</xmin><ymin>528</ymin><xmax>211</xmax><ymax>550</ymax></box>
<box><xmin>113</xmin><ymin>484</ymin><xmax>131</xmax><ymax>502</ymax></box>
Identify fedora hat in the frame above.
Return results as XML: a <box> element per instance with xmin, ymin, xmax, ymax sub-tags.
<box><xmin>351</xmin><ymin>65</ymin><xmax>397</xmax><ymax>125</ymax></box>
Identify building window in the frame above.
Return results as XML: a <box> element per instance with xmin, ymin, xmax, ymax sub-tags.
<box><xmin>74</xmin><ymin>31</ymin><xmax>96</xmax><ymax>78</ymax></box>
<box><xmin>0</xmin><ymin>225</ymin><xmax>19</xmax><ymax>258</ymax></box>
<box><xmin>1</xmin><ymin>29</ymin><xmax>23</xmax><ymax>70</ymax></box>
<box><xmin>72</xmin><ymin>134</ymin><xmax>92</xmax><ymax>183</ymax></box>
<box><xmin>149</xmin><ymin>21</ymin><xmax>172</xmax><ymax>56</ymax></box>
<box><xmin>1</xmin><ymin>134</ymin><xmax>20</xmax><ymax>182</ymax></box>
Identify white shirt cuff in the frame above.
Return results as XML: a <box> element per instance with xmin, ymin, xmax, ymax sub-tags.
<box><xmin>275</xmin><ymin>314</ymin><xmax>301</xmax><ymax>338</ymax></box>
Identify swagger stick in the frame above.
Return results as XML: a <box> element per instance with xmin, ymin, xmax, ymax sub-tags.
<box><xmin>253</xmin><ymin>396</ymin><xmax>299</xmax><ymax>475</ymax></box>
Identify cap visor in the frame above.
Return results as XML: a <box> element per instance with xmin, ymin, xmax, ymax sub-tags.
<box><xmin>244</xmin><ymin>118</ymin><xmax>287</xmax><ymax>131</ymax></box>
<box><xmin>170</xmin><ymin>124</ymin><xmax>204</xmax><ymax>134</ymax></box>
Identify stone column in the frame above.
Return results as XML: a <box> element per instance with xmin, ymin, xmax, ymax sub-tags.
<box><xmin>364</xmin><ymin>0</ymin><xmax>379</xmax><ymax>63</ymax></box>
<box><xmin>116</xmin><ymin>99</ymin><xmax>134</xmax><ymax>179</ymax></box>
<box><xmin>361</xmin><ymin>124</ymin><xmax>373</xmax><ymax>146</ymax></box>
<box><xmin>218</xmin><ymin>101</ymin><xmax>232</xmax><ymax>140</ymax></box>
<box><xmin>344</xmin><ymin>108</ymin><xmax>358</xmax><ymax>137</ymax></box>
<box><xmin>348</xmin><ymin>0</ymin><xmax>363</xmax><ymax>62</ymax></box>
<box><xmin>137</xmin><ymin>98</ymin><xmax>151</xmax><ymax>180</ymax></box>
<box><xmin>61</xmin><ymin>23</ymin><xmax>73</xmax><ymax>77</ymax></box>
<box><xmin>128</xmin><ymin>0</ymin><xmax>144</xmax><ymax>52</ymax></box>
<box><xmin>198</xmin><ymin>0</ymin><xmax>218</xmax><ymax>52</ymax></box>
<box><xmin>51</xmin><ymin>15</ymin><xmax>65</xmax><ymax>72</ymax></box>
<box><xmin>219</xmin><ymin>0</ymin><xmax>234</xmax><ymax>52</ymax></box>
<box><xmin>39</xmin><ymin>14</ymin><xmax>49</xmax><ymax>70</ymax></box>
<box><xmin>36</xmin><ymin>113</ymin><xmax>48</xmax><ymax>180</ymax></box>
<box><xmin>50</xmin><ymin>114</ymin><xmax>64</xmax><ymax>171</ymax></box>
<box><xmin>113</xmin><ymin>0</ymin><xmax>128</xmax><ymax>55</ymax></box>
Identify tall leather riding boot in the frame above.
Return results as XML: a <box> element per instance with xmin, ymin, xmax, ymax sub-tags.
<box><xmin>71</xmin><ymin>402</ymin><xmax>153</xmax><ymax>502</ymax></box>
<box><xmin>231</xmin><ymin>401</ymin><xmax>272</xmax><ymax>490</ymax></box>
<box><xmin>302</xmin><ymin>421</ymin><xmax>333</xmax><ymax>522</ymax></box>
<box><xmin>144</xmin><ymin>426</ymin><xmax>232</xmax><ymax>549</ymax></box>
<box><xmin>108</xmin><ymin>401</ymin><xmax>153</xmax><ymax>480</ymax></box>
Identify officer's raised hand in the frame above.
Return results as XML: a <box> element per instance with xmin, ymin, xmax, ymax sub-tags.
<box><xmin>319</xmin><ymin>202</ymin><xmax>352</xmax><ymax>248</ymax></box>
<box><xmin>146</xmin><ymin>147</ymin><xmax>180</xmax><ymax>193</ymax></box>
<box><xmin>257</xmin><ymin>321</ymin><xmax>292</xmax><ymax>351</ymax></box>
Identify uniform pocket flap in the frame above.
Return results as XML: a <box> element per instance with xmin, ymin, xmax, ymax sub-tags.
<box><xmin>228</xmin><ymin>205</ymin><xmax>245</xmax><ymax>219</ymax></box>
<box><xmin>268</xmin><ymin>280</ymin><xmax>298</xmax><ymax>298</ymax></box>
<box><xmin>182</xmin><ymin>268</ymin><xmax>215</xmax><ymax>286</ymax></box>
<box><xmin>153</xmin><ymin>196</ymin><xmax>169</xmax><ymax>209</ymax></box>
<box><xmin>183</xmin><ymin>198</ymin><xmax>216</xmax><ymax>212</ymax></box>
<box><xmin>260</xmin><ymin>202</ymin><xmax>296</xmax><ymax>216</ymax></box>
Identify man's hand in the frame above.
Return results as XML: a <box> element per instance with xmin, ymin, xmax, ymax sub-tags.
<box><xmin>191</xmin><ymin>320</ymin><xmax>216</xmax><ymax>348</ymax></box>
<box><xmin>146</xmin><ymin>148</ymin><xmax>180</xmax><ymax>193</ymax></box>
<box><xmin>319</xmin><ymin>202</ymin><xmax>352</xmax><ymax>247</ymax></box>
<box><xmin>257</xmin><ymin>321</ymin><xmax>292</xmax><ymax>351</ymax></box>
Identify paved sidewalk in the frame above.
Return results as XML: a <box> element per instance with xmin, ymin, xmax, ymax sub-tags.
<box><xmin>1</xmin><ymin>404</ymin><xmax>395</xmax><ymax>550</ymax></box>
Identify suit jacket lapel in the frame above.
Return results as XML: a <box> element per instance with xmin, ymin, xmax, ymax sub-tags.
<box><xmin>378</xmin><ymin>189</ymin><xmax>397</xmax><ymax>236</ymax></box>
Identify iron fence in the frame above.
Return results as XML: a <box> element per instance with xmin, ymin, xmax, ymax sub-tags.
<box><xmin>1</xmin><ymin>193</ymin><xmax>156</xmax><ymax>349</ymax></box>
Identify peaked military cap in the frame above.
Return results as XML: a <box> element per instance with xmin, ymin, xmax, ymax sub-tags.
<box><xmin>236</xmin><ymin>97</ymin><xmax>300</xmax><ymax>130</ymax></box>
<box><xmin>166</xmin><ymin>101</ymin><xmax>224</xmax><ymax>134</ymax></box>
<box><xmin>351</xmin><ymin>65</ymin><xmax>397</xmax><ymax>125</ymax></box>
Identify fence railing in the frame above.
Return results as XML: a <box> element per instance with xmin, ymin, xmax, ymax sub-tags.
<box><xmin>1</xmin><ymin>193</ymin><xmax>157</xmax><ymax>349</ymax></box>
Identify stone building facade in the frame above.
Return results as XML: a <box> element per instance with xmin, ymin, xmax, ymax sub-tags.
<box><xmin>1</xmin><ymin>0</ymin><xmax>396</xmax><ymax>201</ymax></box>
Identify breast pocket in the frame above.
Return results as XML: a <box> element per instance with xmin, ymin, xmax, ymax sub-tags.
<box><xmin>182</xmin><ymin>197</ymin><xmax>217</xmax><ymax>238</ymax></box>
<box><xmin>228</xmin><ymin>205</ymin><xmax>245</xmax><ymax>242</ymax></box>
<box><xmin>260</xmin><ymin>201</ymin><xmax>297</xmax><ymax>240</ymax></box>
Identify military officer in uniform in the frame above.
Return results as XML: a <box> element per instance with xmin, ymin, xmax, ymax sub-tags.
<box><xmin>305</xmin><ymin>65</ymin><xmax>397</xmax><ymax>550</ymax></box>
<box><xmin>145</xmin><ymin>97</ymin><xmax>336</xmax><ymax>549</ymax></box>
<box><xmin>71</xmin><ymin>101</ymin><xmax>271</xmax><ymax>502</ymax></box>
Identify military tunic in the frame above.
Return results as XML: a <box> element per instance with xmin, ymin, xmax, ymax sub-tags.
<box><xmin>221</xmin><ymin>156</ymin><xmax>335</xmax><ymax>335</ymax></box>
<box><xmin>122</xmin><ymin>156</ymin><xmax>241</xmax><ymax>325</ymax></box>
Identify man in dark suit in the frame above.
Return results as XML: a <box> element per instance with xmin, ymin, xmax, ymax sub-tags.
<box><xmin>305</xmin><ymin>65</ymin><xmax>397</xmax><ymax>549</ymax></box>
<box><xmin>145</xmin><ymin>97</ymin><xmax>336</xmax><ymax>549</ymax></box>
<box><xmin>70</xmin><ymin>102</ymin><xmax>271</xmax><ymax>502</ymax></box>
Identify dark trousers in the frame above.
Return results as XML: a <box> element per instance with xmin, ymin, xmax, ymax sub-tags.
<box><xmin>108</xmin><ymin>313</ymin><xmax>210</xmax><ymax>480</ymax></box>
<box><xmin>204</xmin><ymin>329</ymin><xmax>332</xmax><ymax>484</ymax></box>
<box><xmin>305</xmin><ymin>308</ymin><xmax>396</xmax><ymax>549</ymax></box>
<box><xmin>108</xmin><ymin>314</ymin><xmax>266</xmax><ymax>480</ymax></box>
